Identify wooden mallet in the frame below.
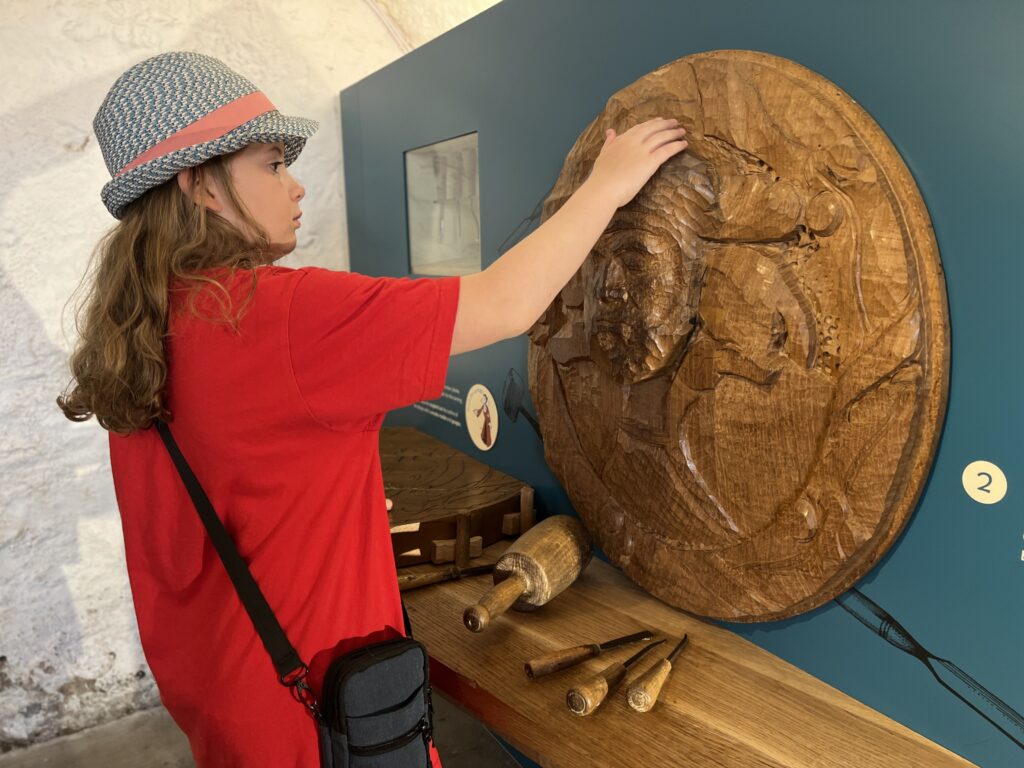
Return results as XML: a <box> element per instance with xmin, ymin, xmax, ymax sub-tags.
<box><xmin>463</xmin><ymin>515</ymin><xmax>592</xmax><ymax>632</ymax></box>
<box><xmin>626</xmin><ymin>634</ymin><xmax>690</xmax><ymax>713</ymax></box>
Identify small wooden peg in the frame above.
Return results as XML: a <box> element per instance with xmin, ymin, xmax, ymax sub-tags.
<box><xmin>502</xmin><ymin>512</ymin><xmax>521</xmax><ymax>536</ymax></box>
<box><xmin>454</xmin><ymin>514</ymin><xmax>471</xmax><ymax>569</ymax></box>
<box><xmin>431</xmin><ymin>535</ymin><xmax>482</xmax><ymax>564</ymax></box>
<box><xmin>519</xmin><ymin>487</ymin><xmax>535</xmax><ymax>532</ymax></box>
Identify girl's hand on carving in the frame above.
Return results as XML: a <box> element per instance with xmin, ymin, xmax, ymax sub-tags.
<box><xmin>588</xmin><ymin>117</ymin><xmax>688</xmax><ymax>208</ymax></box>
<box><xmin>451</xmin><ymin>120</ymin><xmax>685</xmax><ymax>355</ymax></box>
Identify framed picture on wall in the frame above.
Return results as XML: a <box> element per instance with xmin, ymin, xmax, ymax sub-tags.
<box><xmin>405</xmin><ymin>132</ymin><xmax>481</xmax><ymax>276</ymax></box>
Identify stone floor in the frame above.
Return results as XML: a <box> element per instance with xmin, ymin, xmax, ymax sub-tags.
<box><xmin>0</xmin><ymin>692</ymin><xmax>520</xmax><ymax>767</ymax></box>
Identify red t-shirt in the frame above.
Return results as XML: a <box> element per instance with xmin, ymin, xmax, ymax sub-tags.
<box><xmin>109</xmin><ymin>266</ymin><xmax>459</xmax><ymax>767</ymax></box>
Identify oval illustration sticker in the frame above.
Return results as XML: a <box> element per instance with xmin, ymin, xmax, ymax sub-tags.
<box><xmin>465</xmin><ymin>383</ymin><xmax>498</xmax><ymax>451</ymax></box>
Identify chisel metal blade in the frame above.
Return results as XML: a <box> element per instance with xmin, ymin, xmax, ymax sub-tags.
<box><xmin>622</xmin><ymin>639</ymin><xmax>666</xmax><ymax>669</ymax></box>
<box><xmin>597</xmin><ymin>630</ymin><xmax>654</xmax><ymax>652</ymax></box>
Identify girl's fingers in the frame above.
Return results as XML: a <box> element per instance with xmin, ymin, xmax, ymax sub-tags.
<box><xmin>654</xmin><ymin>139</ymin><xmax>689</xmax><ymax>162</ymax></box>
<box><xmin>622</xmin><ymin>117</ymin><xmax>670</xmax><ymax>138</ymax></box>
<box><xmin>648</xmin><ymin>128</ymin><xmax>688</xmax><ymax>150</ymax></box>
<box><xmin>639</xmin><ymin>117</ymin><xmax>681</xmax><ymax>140</ymax></box>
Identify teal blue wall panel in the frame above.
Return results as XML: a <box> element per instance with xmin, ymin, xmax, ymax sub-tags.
<box><xmin>342</xmin><ymin>2</ymin><xmax>1024</xmax><ymax>765</ymax></box>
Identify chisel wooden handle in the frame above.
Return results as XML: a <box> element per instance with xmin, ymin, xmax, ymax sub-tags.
<box><xmin>525</xmin><ymin>644</ymin><xmax>601</xmax><ymax>678</ymax></box>
<box><xmin>627</xmin><ymin>635</ymin><xmax>687</xmax><ymax>712</ymax></box>
<box><xmin>398</xmin><ymin>567</ymin><xmax>457</xmax><ymax>592</ymax></box>
<box><xmin>566</xmin><ymin>661</ymin><xmax>628</xmax><ymax>717</ymax></box>
<box><xmin>626</xmin><ymin>659</ymin><xmax>672</xmax><ymax>712</ymax></box>
<box><xmin>463</xmin><ymin>572</ymin><xmax>528</xmax><ymax>632</ymax></box>
<box><xmin>398</xmin><ymin>563</ymin><xmax>494</xmax><ymax>592</ymax></box>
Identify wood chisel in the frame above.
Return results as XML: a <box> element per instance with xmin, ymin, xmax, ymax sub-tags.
<box><xmin>524</xmin><ymin>630</ymin><xmax>654</xmax><ymax>679</ymax></box>
<box><xmin>566</xmin><ymin>639</ymin><xmax>665</xmax><ymax>716</ymax></box>
<box><xmin>626</xmin><ymin>634</ymin><xmax>690</xmax><ymax>712</ymax></box>
<box><xmin>397</xmin><ymin>563</ymin><xmax>494</xmax><ymax>592</ymax></box>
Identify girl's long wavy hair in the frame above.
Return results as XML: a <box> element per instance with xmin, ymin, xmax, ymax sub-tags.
<box><xmin>58</xmin><ymin>154</ymin><xmax>270</xmax><ymax>435</ymax></box>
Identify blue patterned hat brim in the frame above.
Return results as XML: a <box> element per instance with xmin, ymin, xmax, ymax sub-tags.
<box><xmin>100</xmin><ymin>110</ymin><xmax>318</xmax><ymax>219</ymax></box>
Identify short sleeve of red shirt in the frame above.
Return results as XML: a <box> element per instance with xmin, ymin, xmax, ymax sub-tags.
<box><xmin>289</xmin><ymin>268</ymin><xmax>460</xmax><ymax>427</ymax></box>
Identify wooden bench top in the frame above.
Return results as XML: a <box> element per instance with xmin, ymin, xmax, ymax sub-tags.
<box><xmin>404</xmin><ymin>558</ymin><xmax>972</xmax><ymax>768</ymax></box>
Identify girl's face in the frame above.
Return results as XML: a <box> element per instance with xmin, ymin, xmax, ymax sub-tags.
<box><xmin>198</xmin><ymin>141</ymin><xmax>305</xmax><ymax>257</ymax></box>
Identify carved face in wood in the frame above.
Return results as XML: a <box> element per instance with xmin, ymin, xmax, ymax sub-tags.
<box><xmin>529</xmin><ymin>51</ymin><xmax>949</xmax><ymax>621</ymax></box>
<box><xmin>582</xmin><ymin>156</ymin><xmax>712</xmax><ymax>382</ymax></box>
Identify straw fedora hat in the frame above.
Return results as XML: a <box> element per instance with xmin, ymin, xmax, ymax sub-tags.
<box><xmin>94</xmin><ymin>51</ymin><xmax>318</xmax><ymax>219</ymax></box>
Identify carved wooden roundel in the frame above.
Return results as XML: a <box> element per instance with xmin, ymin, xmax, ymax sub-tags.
<box><xmin>528</xmin><ymin>50</ymin><xmax>950</xmax><ymax>621</ymax></box>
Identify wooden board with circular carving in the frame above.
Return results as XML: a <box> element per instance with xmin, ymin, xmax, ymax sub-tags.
<box><xmin>528</xmin><ymin>50</ymin><xmax>950</xmax><ymax>621</ymax></box>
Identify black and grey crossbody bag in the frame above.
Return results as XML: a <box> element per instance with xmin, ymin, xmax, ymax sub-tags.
<box><xmin>155</xmin><ymin>420</ymin><xmax>435</xmax><ymax>767</ymax></box>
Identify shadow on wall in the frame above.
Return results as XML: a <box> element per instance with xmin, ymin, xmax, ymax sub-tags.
<box><xmin>0</xmin><ymin>68</ymin><xmax>163</xmax><ymax>753</ymax></box>
<box><xmin>0</xmin><ymin>261</ymin><xmax>159</xmax><ymax>753</ymax></box>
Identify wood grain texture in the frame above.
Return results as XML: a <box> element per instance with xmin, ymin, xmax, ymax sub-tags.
<box><xmin>492</xmin><ymin>515</ymin><xmax>593</xmax><ymax>607</ymax></box>
<box><xmin>626</xmin><ymin>658</ymin><xmax>672</xmax><ymax>713</ymax></box>
<box><xmin>525</xmin><ymin>644</ymin><xmax>601</xmax><ymax>679</ymax></box>
<box><xmin>407</xmin><ymin>558</ymin><xmax>973</xmax><ymax>768</ymax></box>
<box><xmin>528</xmin><ymin>50</ymin><xmax>950</xmax><ymax>620</ymax></box>
<box><xmin>465</xmin><ymin>572</ymin><xmax>530</xmax><ymax>633</ymax></box>
<box><xmin>566</xmin><ymin>663</ymin><xmax>622</xmax><ymax>716</ymax></box>
<box><xmin>431</xmin><ymin>535</ymin><xmax>483</xmax><ymax>564</ymax></box>
<box><xmin>382</xmin><ymin>427</ymin><xmax>533</xmax><ymax>567</ymax></box>
<box><xmin>464</xmin><ymin>515</ymin><xmax>594</xmax><ymax>631</ymax></box>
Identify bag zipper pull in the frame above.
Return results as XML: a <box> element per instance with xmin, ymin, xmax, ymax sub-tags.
<box><xmin>421</xmin><ymin>718</ymin><xmax>432</xmax><ymax>767</ymax></box>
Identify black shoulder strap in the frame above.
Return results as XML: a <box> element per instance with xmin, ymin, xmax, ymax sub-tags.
<box><xmin>155</xmin><ymin>421</ymin><xmax>414</xmax><ymax>674</ymax></box>
<box><xmin>155</xmin><ymin>420</ymin><xmax>306</xmax><ymax>683</ymax></box>
<box><xmin>401</xmin><ymin>602</ymin><xmax>413</xmax><ymax>636</ymax></box>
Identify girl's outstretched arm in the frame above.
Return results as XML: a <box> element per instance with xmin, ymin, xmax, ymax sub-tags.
<box><xmin>450</xmin><ymin>117</ymin><xmax>687</xmax><ymax>356</ymax></box>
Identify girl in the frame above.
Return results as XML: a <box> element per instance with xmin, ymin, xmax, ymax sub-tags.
<box><xmin>58</xmin><ymin>51</ymin><xmax>686</xmax><ymax>767</ymax></box>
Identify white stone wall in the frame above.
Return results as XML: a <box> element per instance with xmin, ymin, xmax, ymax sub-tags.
<box><xmin>0</xmin><ymin>0</ymin><xmax>498</xmax><ymax>750</ymax></box>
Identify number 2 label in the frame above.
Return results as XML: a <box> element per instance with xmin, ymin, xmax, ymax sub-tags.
<box><xmin>961</xmin><ymin>461</ymin><xmax>1007</xmax><ymax>505</ymax></box>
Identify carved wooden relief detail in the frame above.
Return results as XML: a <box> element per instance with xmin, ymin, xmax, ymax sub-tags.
<box><xmin>528</xmin><ymin>51</ymin><xmax>950</xmax><ymax>621</ymax></box>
